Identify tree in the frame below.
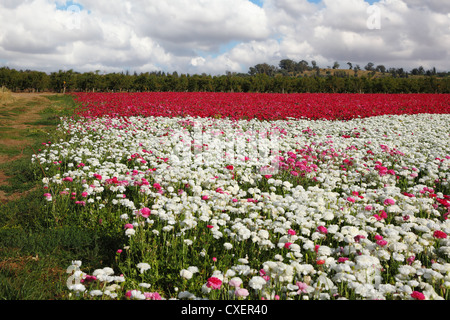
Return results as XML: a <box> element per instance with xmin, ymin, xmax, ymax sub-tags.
<box><xmin>332</xmin><ymin>61</ymin><xmax>340</xmax><ymax>69</ymax></box>
<box><xmin>297</xmin><ymin>60</ymin><xmax>310</xmax><ymax>73</ymax></box>
<box><xmin>279</xmin><ymin>59</ymin><xmax>297</xmax><ymax>73</ymax></box>
<box><xmin>364</xmin><ymin>62</ymin><xmax>375</xmax><ymax>71</ymax></box>
<box><xmin>248</xmin><ymin>63</ymin><xmax>278</xmax><ymax>77</ymax></box>
<box><xmin>353</xmin><ymin>65</ymin><xmax>361</xmax><ymax>77</ymax></box>
<box><xmin>347</xmin><ymin>62</ymin><xmax>353</xmax><ymax>70</ymax></box>
<box><xmin>375</xmin><ymin>65</ymin><xmax>386</xmax><ymax>73</ymax></box>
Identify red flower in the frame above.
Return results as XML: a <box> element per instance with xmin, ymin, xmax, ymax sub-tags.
<box><xmin>410</xmin><ymin>291</ymin><xmax>425</xmax><ymax>300</ymax></box>
<box><xmin>433</xmin><ymin>230</ymin><xmax>447</xmax><ymax>239</ymax></box>
<box><xmin>226</xmin><ymin>165</ymin><xmax>234</xmax><ymax>170</ymax></box>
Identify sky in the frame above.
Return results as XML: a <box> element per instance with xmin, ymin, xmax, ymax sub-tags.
<box><xmin>0</xmin><ymin>0</ymin><xmax>449</xmax><ymax>75</ymax></box>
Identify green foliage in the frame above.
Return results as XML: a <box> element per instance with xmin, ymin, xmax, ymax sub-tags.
<box><xmin>0</xmin><ymin>94</ymin><xmax>123</xmax><ymax>300</ymax></box>
<box><xmin>1</xmin><ymin>62</ymin><xmax>449</xmax><ymax>94</ymax></box>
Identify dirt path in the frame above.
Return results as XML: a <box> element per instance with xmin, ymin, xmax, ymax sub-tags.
<box><xmin>0</xmin><ymin>92</ymin><xmax>60</xmax><ymax>203</ymax></box>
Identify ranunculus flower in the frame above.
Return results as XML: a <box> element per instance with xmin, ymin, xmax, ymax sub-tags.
<box><xmin>411</xmin><ymin>291</ymin><xmax>425</xmax><ymax>300</ymax></box>
<box><xmin>206</xmin><ymin>277</ymin><xmax>222</xmax><ymax>290</ymax></box>
<box><xmin>433</xmin><ymin>230</ymin><xmax>447</xmax><ymax>239</ymax></box>
<box><xmin>317</xmin><ymin>226</ymin><xmax>328</xmax><ymax>234</ymax></box>
<box><xmin>139</xmin><ymin>207</ymin><xmax>151</xmax><ymax>218</ymax></box>
<box><xmin>234</xmin><ymin>288</ymin><xmax>249</xmax><ymax>298</ymax></box>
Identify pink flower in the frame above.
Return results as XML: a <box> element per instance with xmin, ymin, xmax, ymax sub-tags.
<box><xmin>202</xmin><ymin>195</ymin><xmax>209</xmax><ymax>200</ymax></box>
<box><xmin>139</xmin><ymin>207</ymin><xmax>151</xmax><ymax>218</ymax></box>
<box><xmin>365</xmin><ymin>205</ymin><xmax>373</xmax><ymax>211</ymax></box>
<box><xmin>347</xmin><ymin>197</ymin><xmax>356</xmax><ymax>203</ymax></box>
<box><xmin>338</xmin><ymin>257</ymin><xmax>349</xmax><ymax>263</ymax></box>
<box><xmin>124</xmin><ymin>223</ymin><xmax>134</xmax><ymax>229</ymax></box>
<box><xmin>284</xmin><ymin>242</ymin><xmax>292</xmax><ymax>249</ymax></box>
<box><xmin>376</xmin><ymin>240</ymin><xmax>388</xmax><ymax>247</ymax></box>
<box><xmin>374</xmin><ymin>210</ymin><xmax>388</xmax><ymax>221</ymax></box>
<box><xmin>374</xmin><ymin>235</ymin><xmax>383</xmax><ymax>241</ymax></box>
<box><xmin>296</xmin><ymin>281</ymin><xmax>309</xmax><ymax>294</ymax></box>
<box><xmin>317</xmin><ymin>226</ymin><xmax>328</xmax><ymax>234</ymax></box>
<box><xmin>144</xmin><ymin>292</ymin><xmax>162</xmax><ymax>300</ymax></box>
<box><xmin>206</xmin><ymin>277</ymin><xmax>222</xmax><ymax>290</ymax></box>
<box><xmin>153</xmin><ymin>183</ymin><xmax>161</xmax><ymax>190</ymax></box>
<box><xmin>384</xmin><ymin>198</ymin><xmax>395</xmax><ymax>205</ymax></box>
<box><xmin>410</xmin><ymin>291</ymin><xmax>425</xmax><ymax>300</ymax></box>
<box><xmin>234</xmin><ymin>288</ymin><xmax>249</xmax><ymax>298</ymax></box>
<box><xmin>288</xmin><ymin>229</ymin><xmax>296</xmax><ymax>236</ymax></box>
<box><xmin>81</xmin><ymin>192</ymin><xmax>88</xmax><ymax>197</ymax></box>
<box><xmin>229</xmin><ymin>278</ymin><xmax>243</xmax><ymax>288</ymax></box>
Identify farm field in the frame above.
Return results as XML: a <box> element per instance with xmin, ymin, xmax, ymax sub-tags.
<box><xmin>2</xmin><ymin>91</ymin><xmax>450</xmax><ymax>301</ymax></box>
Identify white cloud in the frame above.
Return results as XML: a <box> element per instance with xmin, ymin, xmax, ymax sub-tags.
<box><xmin>0</xmin><ymin>0</ymin><xmax>448</xmax><ymax>75</ymax></box>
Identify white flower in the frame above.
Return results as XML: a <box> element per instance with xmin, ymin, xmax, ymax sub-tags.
<box><xmin>137</xmin><ymin>263</ymin><xmax>151</xmax><ymax>273</ymax></box>
<box><xmin>178</xmin><ymin>291</ymin><xmax>196</xmax><ymax>299</ymax></box>
<box><xmin>89</xmin><ymin>290</ymin><xmax>103</xmax><ymax>297</ymax></box>
<box><xmin>180</xmin><ymin>269</ymin><xmax>193</xmax><ymax>280</ymax></box>
<box><xmin>186</xmin><ymin>266</ymin><xmax>199</xmax><ymax>274</ymax></box>
<box><xmin>223</xmin><ymin>242</ymin><xmax>233</xmax><ymax>250</ymax></box>
<box><xmin>69</xmin><ymin>283</ymin><xmax>86</xmax><ymax>292</ymax></box>
<box><xmin>248</xmin><ymin>276</ymin><xmax>267</xmax><ymax>290</ymax></box>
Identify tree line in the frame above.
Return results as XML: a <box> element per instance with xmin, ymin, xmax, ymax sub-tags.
<box><xmin>0</xmin><ymin>59</ymin><xmax>449</xmax><ymax>94</ymax></box>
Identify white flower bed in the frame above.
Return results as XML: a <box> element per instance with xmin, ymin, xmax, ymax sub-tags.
<box><xmin>35</xmin><ymin>113</ymin><xmax>450</xmax><ymax>300</ymax></box>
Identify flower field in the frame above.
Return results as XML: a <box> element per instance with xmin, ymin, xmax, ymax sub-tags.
<box><xmin>35</xmin><ymin>92</ymin><xmax>450</xmax><ymax>300</ymax></box>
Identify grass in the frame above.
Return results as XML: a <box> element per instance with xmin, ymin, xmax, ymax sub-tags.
<box><xmin>0</xmin><ymin>93</ymin><xmax>124</xmax><ymax>300</ymax></box>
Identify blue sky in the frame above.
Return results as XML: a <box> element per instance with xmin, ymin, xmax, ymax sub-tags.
<box><xmin>0</xmin><ymin>0</ymin><xmax>449</xmax><ymax>75</ymax></box>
